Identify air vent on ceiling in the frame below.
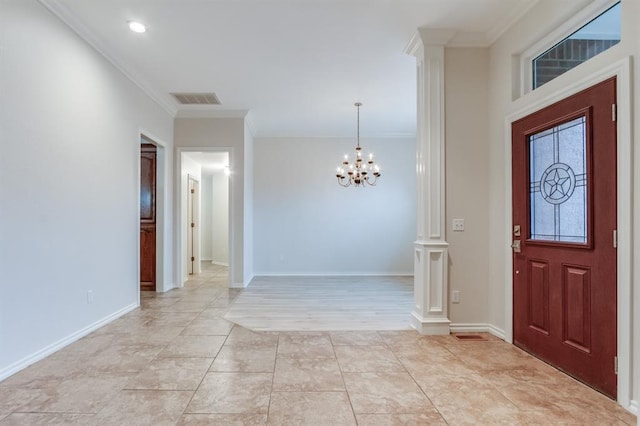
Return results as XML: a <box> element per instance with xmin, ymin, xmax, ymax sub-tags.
<box><xmin>171</xmin><ymin>92</ymin><xmax>221</xmax><ymax>105</ymax></box>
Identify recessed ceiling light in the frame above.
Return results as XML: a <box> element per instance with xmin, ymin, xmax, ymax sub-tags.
<box><xmin>128</xmin><ymin>21</ymin><xmax>146</xmax><ymax>33</ymax></box>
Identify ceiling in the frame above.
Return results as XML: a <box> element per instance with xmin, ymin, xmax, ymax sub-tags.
<box><xmin>43</xmin><ymin>0</ymin><xmax>539</xmax><ymax>138</ymax></box>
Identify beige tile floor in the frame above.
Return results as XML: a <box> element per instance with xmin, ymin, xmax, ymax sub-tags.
<box><xmin>0</xmin><ymin>264</ymin><xmax>636</xmax><ymax>425</ymax></box>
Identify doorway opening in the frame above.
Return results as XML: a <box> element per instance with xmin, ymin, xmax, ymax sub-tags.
<box><xmin>139</xmin><ymin>134</ymin><xmax>167</xmax><ymax>294</ymax></box>
<box><xmin>179</xmin><ymin>150</ymin><xmax>231</xmax><ymax>286</ymax></box>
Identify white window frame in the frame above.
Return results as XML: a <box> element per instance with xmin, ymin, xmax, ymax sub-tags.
<box><xmin>519</xmin><ymin>0</ymin><xmax>621</xmax><ymax>97</ymax></box>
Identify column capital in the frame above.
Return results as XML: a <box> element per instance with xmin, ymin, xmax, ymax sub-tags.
<box><xmin>404</xmin><ymin>28</ymin><xmax>456</xmax><ymax>56</ymax></box>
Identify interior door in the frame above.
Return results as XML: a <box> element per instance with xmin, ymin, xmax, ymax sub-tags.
<box><xmin>511</xmin><ymin>78</ymin><xmax>617</xmax><ymax>397</ymax></box>
<box><xmin>140</xmin><ymin>143</ymin><xmax>157</xmax><ymax>291</ymax></box>
<box><xmin>187</xmin><ymin>176</ymin><xmax>196</xmax><ymax>275</ymax></box>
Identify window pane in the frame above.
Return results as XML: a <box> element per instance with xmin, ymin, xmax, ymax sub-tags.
<box><xmin>529</xmin><ymin>117</ymin><xmax>587</xmax><ymax>243</ymax></box>
<box><xmin>533</xmin><ymin>2</ymin><xmax>620</xmax><ymax>89</ymax></box>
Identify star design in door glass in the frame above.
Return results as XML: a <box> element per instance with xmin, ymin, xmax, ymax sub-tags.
<box><xmin>540</xmin><ymin>163</ymin><xmax>576</xmax><ymax>205</ymax></box>
<box><xmin>545</xmin><ymin>169</ymin><xmax>570</xmax><ymax>198</ymax></box>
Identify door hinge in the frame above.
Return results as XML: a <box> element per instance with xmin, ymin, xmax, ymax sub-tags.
<box><xmin>191</xmin><ymin>189</ymin><xmax>195</xmax><ymax>194</ymax></box>
<box><xmin>613</xmin><ymin>230</ymin><xmax>617</xmax><ymax>248</ymax></box>
<box><xmin>191</xmin><ymin>222</ymin><xmax>195</xmax><ymax>228</ymax></box>
<box><xmin>612</xmin><ymin>104</ymin><xmax>617</xmax><ymax>122</ymax></box>
<box><xmin>191</xmin><ymin>256</ymin><xmax>195</xmax><ymax>262</ymax></box>
<box><xmin>614</xmin><ymin>356</ymin><xmax>618</xmax><ymax>374</ymax></box>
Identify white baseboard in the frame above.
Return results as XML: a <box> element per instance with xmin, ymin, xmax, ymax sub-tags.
<box><xmin>0</xmin><ymin>302</ymin><xmax>138</xmax><ymax>382</ymax></box>
<box><xmin>450</xmin><ymin>323</ymin><xmax>506</xmax><ymax>341</ymax></box>
<box><xmin>160</xmin><ymin>282</ymin><xmax>176</xmax><ymax>293</ymax></box>
<box><xmin>230</xmin><ymin>282</ymin><xmax>248</xmax><ymax>289</ymax></box>
<box><xmin>487</xmin><ymin>324</ymin><xmax>506</xmax><ymax>340</ymax></box>
<box><xmin>628</xmin><ymin>399</ymin><xmax>638</xmax><ymax>415</ymax></box>
<box><xmin>211</xmin><ymin>261</ymin><xmax>229</xmax><ymax>267</ymax></box>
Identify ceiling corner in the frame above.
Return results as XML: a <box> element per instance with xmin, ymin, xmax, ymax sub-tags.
<box><xmin>485</xmin><ymin>0</ymin><xmax>541</xmax><ymax>46</ymax></box>
<box><xmin>38</xmin><ymin>0</ymin><xmax>178</xmax><ymax>117</ymax></box>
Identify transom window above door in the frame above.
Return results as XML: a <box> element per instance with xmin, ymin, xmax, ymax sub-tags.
<box><xmin>519</xmin><ymin>1</ymin><xmax>621</xmax><ymax>95</ymax></box>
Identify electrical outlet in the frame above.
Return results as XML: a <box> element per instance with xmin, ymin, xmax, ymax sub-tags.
<box><xmin>452</xmin><ymin>219</ymin><xmax>465</xmax><ymax>232</ymax></box>
<box><xmin>451</xmin><ymin>290</ymin><xmax>460</xmax><ymax>304</ymax></box>
<box><xmin>87</xmin><ymin>290</ymin><xmax>94</xmax><ymax>304</ymax></box>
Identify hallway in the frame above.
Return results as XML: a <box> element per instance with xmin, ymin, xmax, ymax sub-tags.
<box><xmin>0</xmin><ymin>265</ymin><xmax>635</xmax><ymax>424</ymax></box>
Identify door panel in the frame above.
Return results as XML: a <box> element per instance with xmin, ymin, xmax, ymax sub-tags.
<box><xmin>512</xmin><ymin>78</ymin><xmax>617</xmax><ymax>398</ymax></box>
<box><xmin>528</xmin><ymin>260</ymin><xmax>549</xmax><ymax>335</ymax></box>
<box><xmin>563</xmin><ymin>265</ymin><xmax>591</xmax><ymax>353</ymax></box>
<box><xmin>140</xmin><ymin>143</ymin><xmax>156</xmax><ymax>291</ymax></box>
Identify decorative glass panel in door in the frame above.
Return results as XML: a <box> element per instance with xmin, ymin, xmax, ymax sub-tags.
<box><xmin>529</xmin><ymin>116</ymin><xmax>588</xmax><ymax>243</ymax></box>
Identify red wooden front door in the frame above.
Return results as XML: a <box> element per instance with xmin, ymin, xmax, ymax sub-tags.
<box><xmin>511</xmin><ymin>78</ymin><xmax>617</xmax><ymax>397</ymax></box>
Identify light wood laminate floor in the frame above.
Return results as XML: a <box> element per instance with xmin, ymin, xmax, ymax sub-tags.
<box><xmin>225</xmin><ymin>275</ymin><xmax>413</xmax><ymax>331</ymax></box>
<box><xmin>0</xmin><ymin>264</ymin><xmax>635</xmax><ymax>425</ymax></box>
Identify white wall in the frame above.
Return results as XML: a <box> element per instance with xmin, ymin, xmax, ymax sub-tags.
<box><xmin>211</xmin><ymin>171</ymin><xmax>230</xmax><ymax>265</ymax></box>
<box><xmin>201</xmin><ymin>170</ymin><xmax>229</xmax><ymax>265</ymax></box>
<box><xmin>201</xmin><ymin>173</ymin><xmax>213</xmax><ymax>261</ymax></box>
<box><xmin>486</xmin><ymin>0</ymin><xmax>640</xmax><ymax>410</ymax></box>
<box><xmin>0</xmin><ymin>0</ymin><xmax>173</xmax><ymax>379</ymax></box>
<box><xmin>444</xmin><ymin>48</ymin><xmax>491</xmax><ymax>326</ymax></box>
<box><xmin>243</xmin><ymin>124</ymin><xmax>254</xmax><ymax>283</ymax></box>
<box><xmin>174</xmin><ymin>117</ymin><xmax>249</xmax><ymax>286</ymax></box>
<box><xmin>253</xmin><ymin>137</ymin><xmax>416</xmax><ymax>275</ymax></box>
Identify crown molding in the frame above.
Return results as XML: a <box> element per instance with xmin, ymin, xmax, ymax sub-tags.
<box><xmin>244</xmin><ymin>112</ymin><xmax>256</xmax><ymax>137</ymax></box>
<box><xmin>485</xmin><ymin>0</ymin><xmax>540</xmax><ymax>46</ymax></box>
<box><xmin>38</xmin><ymin>0</ymin><xmax>178</xmax><ymax>117</ymax></box>
<box><xmin>405</xmin><ymin>1</ymin><xmax>540</xmax><ymax>50</ymax></box>
<box><xmin>404</xmin><ymin>29</ymin><xmax>456</xmax><ymax>55</ymax></box>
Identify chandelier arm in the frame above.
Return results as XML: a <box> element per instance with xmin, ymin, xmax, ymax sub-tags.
<box><xmin>337</xmin><ymin>176</ymin><xmax>351</xmax><ymax>187</ymax></box>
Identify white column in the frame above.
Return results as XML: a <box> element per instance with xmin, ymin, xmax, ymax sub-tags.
<box><xmin>405</xmin><ymin>29</ymin><xmax>455</xmax><ymax>335</ymax></box>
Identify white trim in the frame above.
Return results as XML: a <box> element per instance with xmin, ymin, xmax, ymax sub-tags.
<box><xmin>402</xmin><ymin>2</ymin><xmax>541</xmax><ymax>50</ymax></box>
<box><xmin>450</xmin><ymin>323</ymin><xmax>506</xmax><ymax>340</ymax></box>
<box><xmin>519</xmin><ymin>0</ymin><xmax>620</xmax><ymax>97</ymax></box>
<box><xmin>230</xmin><ymin>282</ymin><xmax>248</xmax><ymax>289</ymax></box>
<box><xmin>0</xmin><ymin>303</ymin><xmax>137</xmax><ymax>382</ymax></box>
<box><xmin>38</xmin><ymin>0</ymin><xmax>177</xmax><ymax>116</ymax></box>
<box><xmin>628</xmin><ymin>400</ymin><xmax>639</xmax><ymax>415</ymax></box>
<box><xmin>211</xmin><ymin>261</ymin><xmax>229</xmax><ymax>267</ymax></box>
<box><xmin>138</xmin><ymin>129</ymin><xmax>173</xmax><ymax>293</ymax></box>
<box><xmin>503</xmin><ymin>57</ymin><xmax>632</xmax><ymax>409</ymax></box>
<box><xmin>485</xmin><ymin>1</ymin><xmax>541</xmax><ymax>46</ymax></box>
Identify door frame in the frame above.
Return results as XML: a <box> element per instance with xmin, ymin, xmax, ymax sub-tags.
<box><xmin>503</xmin><ymin>57</ymin><xmax>632</xmax><ymax>406</ymax></box>
<box><xmin>176</xmin><ymin>147</ymin><xmax>234</xmax><ymax>288</ymax></box>
<box><xmin>137</xmin><ymin>130</ymin><xmax>170</xmax><ymax>299</ymax></box>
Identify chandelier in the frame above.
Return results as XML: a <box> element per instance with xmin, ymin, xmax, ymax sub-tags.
<box><xmin>336</xmin><ymin>102</ymin><xmax>381</xmax><ymax>187</ymax></box>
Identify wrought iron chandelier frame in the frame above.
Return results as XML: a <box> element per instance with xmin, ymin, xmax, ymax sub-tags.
<box><xmin>335</xmin><ymin>102</ymin><xmax>381</xmax><ymax>187</ymax></box>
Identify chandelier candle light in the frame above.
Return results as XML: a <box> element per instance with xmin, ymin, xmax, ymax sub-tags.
<box><xmin>336</xmin><ymin>102</ymin><xmax>381</xmax><ymax>187</ymax></box>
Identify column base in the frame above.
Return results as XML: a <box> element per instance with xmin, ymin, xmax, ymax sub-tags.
<box><xmin>410</xmin><ymin>312</ymin><xmax>451</xmax><ymax>335</ymax></box>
